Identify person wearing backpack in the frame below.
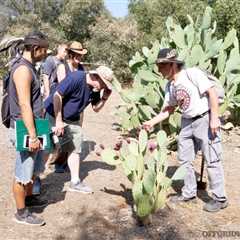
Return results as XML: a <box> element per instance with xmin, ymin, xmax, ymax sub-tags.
<box><xmin>143</xmin><ymin>48</ymin><xmax>228</xmax><ymax>213</ymax></box>
<box><xmin>57</xmin><ymin>41</ymin><xmax>87</xmax><ymax>81</ymax></box>
<box><xmin>8</xmin><ymin>31</ymin><xmax>49</xmax><ymax>225</ymax></box>
<box><xmin>41</xmin><ymin>43</ymin><xmax>68</xmax><ymax>99</ymax></box>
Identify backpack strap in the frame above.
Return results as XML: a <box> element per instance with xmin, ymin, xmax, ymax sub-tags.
<box><xmin>185</xmin><ymin>69</ymin><xmax>203</xmax><ymax>97</ymax></box>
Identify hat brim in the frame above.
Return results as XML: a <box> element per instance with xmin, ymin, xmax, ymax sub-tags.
<box><xmin>156</xmin><ymin>58</ymin><xmax>184</xmax><ymax>65</ymax></box>
<box><xmin>68</xmin><ymin>48</ymin><xmax>87</xmax><ymax>55</ymax></box>
<box><xmin>89</xmin><ymin>70</ymin><xmax>112</xmax><ymax>89</ymax></box>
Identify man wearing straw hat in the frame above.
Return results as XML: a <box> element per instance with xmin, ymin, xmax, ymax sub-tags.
<box><xmin>57</xmin><ymin>41</ymin><xmax>87</xmax><ymax>81</ymax></box>
<box><xmin>44</xmin><ymin>65</ymin><xmax>113</xmax><ymax>193</ymax></box>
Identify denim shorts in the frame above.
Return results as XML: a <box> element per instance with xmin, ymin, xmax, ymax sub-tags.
<box><xmin>9</xmin><ymin>128</ymin><xmax>45</xmax><ymax>185</ymax></box>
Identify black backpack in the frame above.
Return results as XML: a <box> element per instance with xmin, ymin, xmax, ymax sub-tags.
<box><xmin>1</xmin><ymin>57</ymin><xmax>21</xmax><ymax>128</ymax></box>
<box><xmin>1</xmin><ymin>71</ymin><xmax>11</xmax><ymax>128</ymax></box>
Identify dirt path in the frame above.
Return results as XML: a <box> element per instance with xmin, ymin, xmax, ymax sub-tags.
<box><xmin>0</xmin><ymin>90</ymin><xmax>240</xmax><ymax>240</ymax></box>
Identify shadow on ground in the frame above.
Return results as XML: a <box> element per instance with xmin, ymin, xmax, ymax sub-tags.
<box><xmin>167</xmin><ymin>166</ymin><xmax>211</xmax><ymax>203</ymax></box>
<box><xmin>33</xmin><ymin>140</ymin><xmax>115</xmax><ymax>214</ymax></box>
<box><xmin>54</xmin><ymin>207</ymin><xmax>189</xmax><ymax>240</ymax></box>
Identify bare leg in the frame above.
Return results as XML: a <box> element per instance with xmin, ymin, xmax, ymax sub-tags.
<box><xmin>67</xmin><ymin>152</ymin><xmax>80</xmax><ymax>183</ymax></box>
<box><xmin>13</xmin><ymin>181</ymin><xmax>26</xmax><ymax>209</ymax></box>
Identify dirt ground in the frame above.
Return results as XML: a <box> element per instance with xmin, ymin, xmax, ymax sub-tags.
<box><xmin>0</xmin><ymin>90</ymin><xmax>240</xmax><ymax>240</ymax></box>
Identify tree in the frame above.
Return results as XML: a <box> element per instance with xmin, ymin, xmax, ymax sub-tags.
<box><xmin>129</xmin><ymin>0</ymin><xmax>208</xmax><ymax>43</ymax></box>
<box><xmin>57</xmin><ymin>0</ymin><xmax>105</xmax><ymax>41</ymax></box>
<box><xmin>86</xmin><ymin>16</ymin><xmax>140</xmax><ymax>84</ymax></box>
<box><xmin>212</xmin><ymin>0</ymin><xmax>240</xmax><ymax>40</ymax></box>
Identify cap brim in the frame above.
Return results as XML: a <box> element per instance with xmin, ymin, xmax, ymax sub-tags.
<box><xmin>156</xmin><ymin>58</ymin><xmax>184</xmax><ymax>64</ymax></box>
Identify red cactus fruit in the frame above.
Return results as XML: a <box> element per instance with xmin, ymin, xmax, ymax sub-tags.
<box><xmin>148</xmin><ymin>141</ymin><xmax>157</xmax><ymax>152</ymax></box>
<box><xmin>99</xmin><ymin>144</ymin><xmax>105</xmax><ymax>150</ymax></box>
<box><xmin>96</xmin><ymin>152</ymin><xmax>101</xmax><ymax>156</ymax></box>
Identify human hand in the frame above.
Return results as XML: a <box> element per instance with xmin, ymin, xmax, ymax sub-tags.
<box><xmin>55</xmin><ymin>120</ymin><xmax>65</xmax><ymax>136</ymax></box>
<box><xmin>142</xmin><ymin>120</ymin><xmax>154</xmax><ymax>132</ymax></box>
<box><xmin>102</xmin><ymin>88</ymin><xmax>112</xmax><ymax>101</ymax></box>
<box><xmin>29</xmin><ymin>137</ymin><xmax>42</xmax><ymax>152</ymax></box>
<box><xmin>210</xmin><ymin>116</ymin><xmax>220</xmax><ymax>138</ymax></box>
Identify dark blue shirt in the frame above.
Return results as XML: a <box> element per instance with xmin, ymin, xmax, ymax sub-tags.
<box><xmin>44</xmin><ymin>71</ymin><xmax>100</xmax><ymax>121</ymax></box>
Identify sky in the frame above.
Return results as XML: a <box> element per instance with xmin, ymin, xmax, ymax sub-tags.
<box><xmin>104</xmin><ymin>0</ymin><xmax>129</xmax><ymax>18</ymax></box>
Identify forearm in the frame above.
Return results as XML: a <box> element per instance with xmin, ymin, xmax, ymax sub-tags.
<box><xmin>20</xmin><ymin>103</ymin><xmax>37</xmax><ymax>138</ymax></box>
<box><xmin>150</xmin><ymin>110</ymin><xmax>170</xmax><ymax>126</ymax></box>
<box><xmin>208</xmin><ymin>88</ymin><xmax>219</xmax><ymax>119</ymax></box>
<box><xmin>53</xmin><ymin>93</ymin><xmax>63</xmax><ymax>122</ymax></box>
<box><xmin>42</xmin><ymin>74</ymin><xmax>50</xmax><ymax>99</ymax></box>
<box><xmin>92</xmin><ymin>100</ymin><xmax>106</xmax><ymax>112</ymax></box>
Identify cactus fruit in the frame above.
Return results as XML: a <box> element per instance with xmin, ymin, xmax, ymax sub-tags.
<box><xmin>101</xmin><ymin>129</ymin><xmax>186</xmax><ymax>221</ymax></box>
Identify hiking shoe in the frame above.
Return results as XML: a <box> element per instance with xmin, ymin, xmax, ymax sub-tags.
<box><xmin>14</xmin><ymin>209</ymin><xmax>45</xmax><ymax>226</ymax></box>
<box><xmin>69</xmin><ymin>181</ymin><xmax>93</xmax><ymax>194</ymax></box>
<box><xmin>170</xmin><ymin>195</ymin><xmax>197</xmax><ymax>203</ymax></box>
<box><xmin>25</xmin><ymin>196</ymin><xmax>48</xmax><ymax>208</ymax></box>
<box><xmin>32</xmin><ymin>176</ymin><xmax>41</xmax><ymax>196</ymax></box>
<box><xmin>203</xmin><ymin>199</ymin><xmax>228</xmax><ymax>212</ymax></box>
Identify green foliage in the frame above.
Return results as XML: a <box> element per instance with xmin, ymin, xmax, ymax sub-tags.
<box><xmin>212</xmin><ymin>0</ymin><xmax>240</xmax><ymax>41</ymax></box>
<box><xmin>114</xmin><ymin>39</ymin><xmax>180</xmax><ymax>137</ymax></box>
<box><xmin>129</xmin><ymin>0</ymin><xmax>208</xmax><ymax>44</ymax></box>
<box><xmin>101</xmin><ymin>129</ymin><xmax>186</xmax><ymax>219</ymax></box>
<box><xmin>115</xmin><ymin>6</ymin><xmax>240</xmax><ymax>136</ymax></box>
<box><xmin>58</xmin><ymin>0</ymin><xmax>104</xmax><ymax>41</ymax></box>
<box><xmin>86</xmin><ymin>16</ymin><xmax>139</xmax><ymax>84</ymax></box>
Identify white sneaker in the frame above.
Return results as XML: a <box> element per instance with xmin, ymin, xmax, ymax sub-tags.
<box><xmin>69</xmin><ymin>181</ymin><xmax>93</xmax><ymax>194</ymax></box>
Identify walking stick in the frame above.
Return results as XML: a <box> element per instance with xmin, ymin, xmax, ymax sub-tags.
<box><xmin>197</xmin><ymin>155</ymin><xmax>207</xmax><ymax>190</ymax></box>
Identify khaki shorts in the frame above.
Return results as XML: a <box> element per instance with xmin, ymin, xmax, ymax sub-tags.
<box><xmin>60</xmin><ymin>120</ymin><xmax>84</xmax><ymax>154</ymax></box>
<box><xmin>46</xmin><ymin>113</ymin><xmax>84</xmax><ymax>154</ymax></box>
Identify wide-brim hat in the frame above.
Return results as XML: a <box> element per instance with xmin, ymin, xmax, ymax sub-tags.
<box><xmin>67</xmin><ymin>41</ymin><xmax>87</xmax><ymax>55</ymax></box>
<box><xmin>89</xmin><ymin>65</ymin><xmax>114</xmax><ymax>85</ymax></box>
<box><xmin>156</xmin><ymin>48</ymin><xmax>184</xmax><ymax>65</ymax></box>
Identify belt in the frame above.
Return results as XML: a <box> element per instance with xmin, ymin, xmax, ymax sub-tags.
<box><xmin>190</xmin><ymin>110</ymin><xmax>210</xmax><ymax>121</ymax></box>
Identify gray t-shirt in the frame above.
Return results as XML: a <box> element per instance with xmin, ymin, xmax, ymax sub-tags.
<box><xmin>163</xmin><ymin>67</ymin><xmax>214</xmax><ymax>118</ymax></box>
<box><xmin>41</xmin><ymin>55</ymin><xmax>62</xmax><ymax>87</ymax></box>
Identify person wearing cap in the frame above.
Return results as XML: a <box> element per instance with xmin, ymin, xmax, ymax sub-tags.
<box><xmin>8</xmin><ymin>31</ymin><xmax>49</xmax><ymax>226</ymax></box>
<box><xmin>44</xmin><ymin>65</ymin><xmax>113</xmax><ymax>193</ymax></box>
<box><xmin>143</xmin><ymin>48</ymin><xmax>228</xmax><ymax>212</ymax></box>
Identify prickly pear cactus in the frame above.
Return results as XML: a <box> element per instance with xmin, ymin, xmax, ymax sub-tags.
<box><xmin>114</xmin><ymin>6</ymin><xmax>240</xmax><ymax>136</ymax></box>
<box><xmin>101</xmin><ymin>129</ymin><xmax>186</xmax><ymax>220</ymax></box>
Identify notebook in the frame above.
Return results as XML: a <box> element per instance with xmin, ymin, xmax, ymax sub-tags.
<box><xmin>15</xmin><ymin>118</ymin><xmax>52</xmax><ymax>152</ymax></box>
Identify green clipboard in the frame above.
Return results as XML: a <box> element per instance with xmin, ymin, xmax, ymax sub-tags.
<box><xmin>15</xmin><ymin>118</ymin><xmax>52</xmax><ymax>152</ymax></box>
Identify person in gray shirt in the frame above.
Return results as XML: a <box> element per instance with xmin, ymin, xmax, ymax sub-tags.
<box><xmin>143</xmin><ymin>48</ymin><xmax>228</xmax><ymax>213</ymax></box>
<box><xmin>41</xmin><ymin>43</ymin><xmax>68</xmax><ymax>99</ymax></box>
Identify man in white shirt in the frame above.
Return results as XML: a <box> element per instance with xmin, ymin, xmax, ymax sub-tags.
<box><xmin>143</xmin><ymin>48</ymin><xmax>228</xmax><ymax>212</ymax></box>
